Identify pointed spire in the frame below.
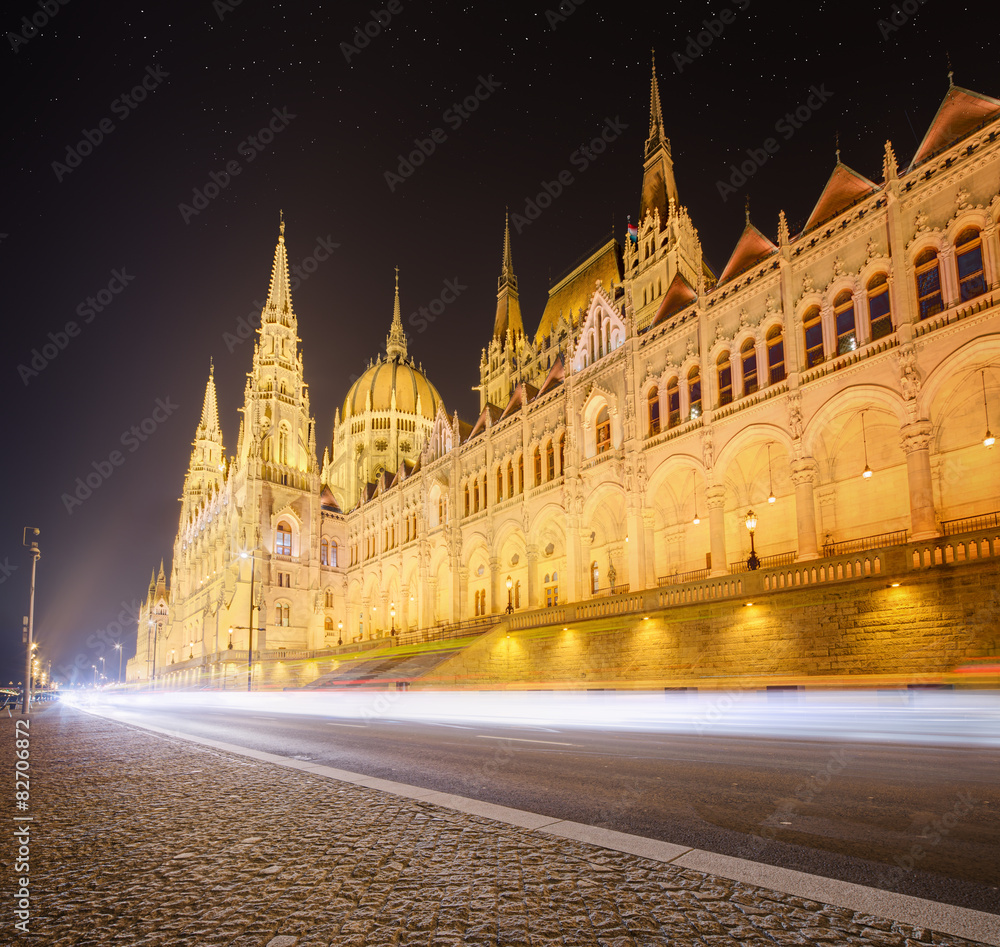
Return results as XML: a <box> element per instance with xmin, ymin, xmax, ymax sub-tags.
<box><xmin>385</xmin><ymin>266</ymin><xmax>408</xmax><ymax>361</ymax></box>
<box><xmin>778</xmin><ymin>209</ymin><xmax>789</xmax><ymax>248</ymax></box>
<box><xmin>646</xmin><ymin>49</ymin><xmax>666</xmax><ymax>158</ymax></box>
<box><xmin>882</xmin><ymin>140</ymin><xmax>898</xmax><ymax>183</ymax></box>
<box><xmin>639</xmin><ymin>51</ymin><xmax>679</xmax><ymax>225</ymax></box>
<box><xmin>264</xmin><ymin>214</ymin><xmax>294</xmax><ymax>318</ymax></box>
<box><xmin>197</xmin><ymin>360</ymin><xmax>221</xmax><ymax>441</ymax></box>
<box><xmin>493</xmin><ymin>213</ymin><xmax>523</xmax><ymax>341</ymax></box>
<box><xmin>155</xmin><ymin>560</ymin><xmax>167</xmax><ymax>599</ymax></box>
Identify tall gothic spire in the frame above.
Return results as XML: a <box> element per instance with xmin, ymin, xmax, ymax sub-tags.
<box><xmin>385</xmin><ymin>266</ymin><xmax>408</xmax><ymax>361</ymax></box>
<box><xmin>493</xmin><ymin>213</ymin><xmax>523</xmax><ymax>340</ymax></box>
<box><xmin>264</xmin><ymin>212</ymin><xmax>294</xmax><ymax>320</ymax></box>
<box><xmin>197</xmin><ymin>359</ymin><xmax>221</xmax><ymax>441</ymax></box>
<box><xmin>639</xmin><ymin>52</ymin><xmax>680</xmax><ymax>226</ymax></box>
<box><xmin>646</xmin><ymin>50</ymin><xmax>666</xmax><ymax>158</ymax></box>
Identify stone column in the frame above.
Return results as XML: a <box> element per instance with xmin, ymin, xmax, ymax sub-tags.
<box><xmin>790</xmin><ymin>458</ymin><xmax>820</xmax><ymax>560</ymax></box>
<box><xmin>706</xmin><ymin>484</ymin><xmax>727</xmax><ymax>575</ymax></box>
<box><xmin>643</xmin><ymin>509</ymin><xmax>656</xmax><ymax>587</ymax></box>
<box><xmin>901</xmin><ymin>419</ymin><xmax>938</xmax><ymax>540</ymax></box>
<box><xmin>565</xmin><ymin>525</ymin><xmax>583</xmax><ymax>603</ymax></box>
<box><xmin>526</xmin><ymin>544</ymin><xmax>539</xmax><ymax>607</ymax></box>
<box><xmin>488</xmin><ymin>556</ymin><xmax>500</xmax><ymax>614</ymax></box>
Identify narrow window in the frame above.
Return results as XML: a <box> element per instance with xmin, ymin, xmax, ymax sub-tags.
<box><xmin>275</xmin><ymin>523</ymin><xmax>292</xmax><ymax>556</ymax></box>
<box><xmin>666</xmin><ymin>377</ymin><xmax>680</xmax><ymax>427</ymax></box>
<box><xmin>546</xmin><ymin>440</ymin><xmax>555</xmax><ymax>480</ymax></box>
<box><xmin>867</xmin><ymin>274</ymin><xmax>892</xmax><ymax>340</ymax></box>
<box><xmin>320</xmin><ymin>538</ymin><xmax>329</xmax><ymax>566</ymax></box>
<box><xmin>956</xmin><ymin>228</ymin><xmax>986</xmax><ymax>302</ymax></box>
<box><xmin>688</xmin><ymin>366</ymin><xmax>702</xmax><ymax>419</ymax></box>
<box><xmin>496</xmin><ymin>467</ymin><xmax>503</xmax><ymax>501</ymax></box>
<box><xmin>717</xmin><ymin>352</ymin><xmax>732</xmax><ymax>406</ymax></box>
<box><xmin>595</xmin><ymin>407</ymin><xmax>611</xmax><ymax>454</ymax></box>
<box><xmin>534</xmin><ymin>447</ymin><xmax>542</xmax><ymax>485</ymax></box>
<box><xmin>834</xmin><ymin>291</ymin><xmax>856</xmax><ymax>354</ymax></box>
<box><xmin>507</xmin><ymin>460</ymin><xmax>514</xmax><ymax>497</ymax></box>
<box><xmin>518</xmin><ymin>455</ymin><xmax>524</xmax><ymax>493</ymax></box>
<box><xmin>803</xmin><ymin>306</ymin><xmax>824</xmax><ymax>367</ymax></box>
<box><xmin>591</xmin><ymin>561</ymin><xmax>599</xmax><ymax>593</ymax></box>
<box><xmin>915</xmin><ymin>248</ymin><xmax>942</xmax><ymax>319</ymax></box>
<box><xmin>558</xmin><ymin>435</ymin><xmax>564</xmax><ymax>474</ymax></box>
<box><xmin>741</xmin><ymin>340</ymin><xmax>758</xmax><ymax>394</ymax></box>
<box><xmin>647</xmin><ymin>386</ymin><xmax>660</xmax><ymax>436</ymax></box>
<box><xmin>767</xmin><ymin>326</ymin><xmax>785</xmax><ymax>384</ymax></box>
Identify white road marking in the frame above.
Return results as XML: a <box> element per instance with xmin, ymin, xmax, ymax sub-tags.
<box><xmin>476</xmin><ymin>735</ymin><xmax>577</xmax><ymax>746</ymax></box>
<box><xmin>325</xmin><ymin>722</ymin><xmax>366</xmax><ymax>728</ymax></box>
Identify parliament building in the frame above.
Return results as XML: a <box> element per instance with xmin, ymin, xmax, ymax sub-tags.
<box><xmin>127</xmin><ymin>67</ymin><xmax>1000</xmax><ymax>685</ymax></box>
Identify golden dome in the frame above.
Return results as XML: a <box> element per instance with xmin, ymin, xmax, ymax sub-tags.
<box><xmin>343</xmin><ymin>356</ymin><xmax>444</xmax><ymax>421</ymax></box>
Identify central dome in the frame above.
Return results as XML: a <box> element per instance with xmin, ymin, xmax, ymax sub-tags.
<box><xmin>343</xmin><ymin>355</ymin><xmax>444</xmax><ymax>421</ymax></box>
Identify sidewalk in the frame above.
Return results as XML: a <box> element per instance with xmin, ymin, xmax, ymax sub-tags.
<box><xmin>2</xmin><ymin>704</ymin><xmax>994</xmax><ymax>947</ymax></box>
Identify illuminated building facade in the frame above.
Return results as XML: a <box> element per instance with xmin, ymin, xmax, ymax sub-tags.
<box><xmin>128</xmin><ymin>69</ymin><xmax>1000</xmax><ymax>682</ymax></box>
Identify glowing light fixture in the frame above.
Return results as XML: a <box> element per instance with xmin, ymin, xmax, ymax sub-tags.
<box><xmin>982</xmin><ymin>370</ymin><xmax>994</xmax><ymax>448</ymax></box>
<box><xmin>505</xmin><ymin>574</ymin><xmax>514</xmax><ymax>615</ymax></box>
<box><xmin>767</xmin><ymin>443</ymin><xmax>776</xmax><ymax>503</ymax></box>
<box><xmin>861</xmin><ymin>411</ymin><xmax>873</xmax><ymax>479</ymax></box>
<box><xmin>692</xmin><ymin>470</ymin><xmax>700</xmax><ymax>525</ymax></box>
<box><xmin>744</xmin><ymin>509</ymin><xmax>760</xmax><ymax>571</ymax></box>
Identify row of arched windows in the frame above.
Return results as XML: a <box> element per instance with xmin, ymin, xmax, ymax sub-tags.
<box><xmin>916</xmin><ymin>227</ymin><xmax>987</xmax><ymax>320</ymax></box>
<box><xmin>320</xmin><ymin>537</ymin><xmax>338</xmax><ymax>566</ymax></box>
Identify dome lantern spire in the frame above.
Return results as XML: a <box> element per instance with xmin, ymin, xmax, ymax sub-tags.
<box><xmin>385</xmin><ymin>266</ymin><xmax>408</xmax><ymax>362</ymax></box>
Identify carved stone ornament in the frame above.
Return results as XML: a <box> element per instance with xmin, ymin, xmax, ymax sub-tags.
<box><xmin>788</xmin><ymin>392</ymin><xmax>804</xmax><ymax>440</ymax></box>
<box><xmin>898</xmin><ymin>346</ymin><xmax>921</xmax><ymax>402</ymax></box>
<box><xmin>702</xmin><ymin>428</ymin><xmax>715</xmax><ymax>470</ymax></box>
<box><xmin>832</xmin><ymin>257</ymin><xmax>844</xmax><ymax>278</ymax></box>
<box><xmin>866</xmin><ymin>238</ymin><xmax>878</xmax><ymax>262</ymax></box>
<box><xmin>914</xmin><ymin>210</ymin><xmax>929</xmax><ymax>233</ymax></box>
<box><xmin>801</xmin><ymin>272</ymin><xmax>815</xmax><ymax>294</ymax></box>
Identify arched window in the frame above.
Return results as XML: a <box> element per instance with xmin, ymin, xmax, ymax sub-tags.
<box><xmin>324</xmin><ymin>617</ymin><xmax>333</xmax><ymax>631</ymax></box>
<box><xmin>591</xmin><ymin>561</ymin><xmax>599</xmax><ymax>593</ymax></box>
<box><xmin>741</xmin><ymin>340</ymin><xmax>758</xmax><ymax>394</ymax></box>
<box><xmin>688</xmin><ymin>366</ymin><xmax>701</xmax><ymax>419</ymax></box>
<box><xmin>473</xmin><ymin>480</ymin><xmax>479</xmax><ymax>513</ymax></box>
<box><xmin>275</xmin><ymin>522</ymin><xmax>292</xmax><ymax>556</ymax></box>
<box><xmin>767</xmin><ymin>326</ymin><xmax>785</xmax><ymax>384</ymax></box>
<box><xmin>320</xmin><ymin>538</ymin><xmax>329</xmax><ymax>565</ymax></box>
<box><xmin>666</xmin><ymin>377</ymin><xmax>680</xmax><ymax>426</ymax></box>
<box><xmin>464</xmin><ymin>484</ymin><xmax>470</xmax><ymax>517</ymax></box>
<box><xmin>514</xmin><ymin>580</ymin><xmax>521</xmax><ymax>608</ymax></box>
<box><xmin>439</xmin><ymin>495</ymin><xmax>448</xmax><ymax>524</ymax></box>
<box><xmin>558</xmin><ymin>434</ymin><xmax>564</xmax><ymax>474</ymax></box>
<box><xmin>481</xmin><ymin>473</ymin><xmax>488</xmax><ymax>509</ymax></box>
<box><xmin>803</xmin><ymin>306</ymin><xmax>823</xmax><ymax>367</ymax></box>
<box><xmin>595</xmin><ymin>407</ymin><xmax>611</xmax><ymax>454</ymax></box>
<box><xmin>330</xmin><ymin>540</ymin><xmax>338</xmax><ymax>567</ymax></box>
<box><xmin>717</xmin><ymin>352</ymin><xmax>732</xmax><ymax>406</ymax></box>
<box><xmin>915</xmin><ymin>248</ymin><xmax>942</xmax><ymax>319</ymax></box>
<box><xmin>518</xmin><ymin>454</ymin><xmax>524</xmax><ymax>493</ymax></box>
<box><xmin>956</xmin><ymin>228</ymin><xmax>986</xmax><ymax>302</ymax></box>
<box><xmin>496</xmin><ymin>466</ymin><xmax>503</xmax><ymax>501</ymax></box>
<box><xmin>325</xmin><ymin>590</ymin><xmax>334</xmax><ymax>608</ymax></box>
<box><xmin>507</xmin><ymin>460</ymin><xmax>514</xmax><ymax>497</ymax></box>
<box><xmin>834</xmin><ymin>290</ymin><xmax>856</xmax><ymax>354</ymax></box>
<box><xmin>546</xmin><ymin>440</ymin><xmax>555</xmax><ymax>480</ymax></box>
<box><xmin>867</xmin><ymin>274</ymin><xmax>892</xmax><ymax>340</ymax></box>
<box><xmin>647</xmin><ymin>386</ymin><xmax>660</xmax><ymax>435</ymax></box>
<box><xmin>276</xmin><ymin>603</ymin><xmax>290</xmax><ymax>626</ymax></box>
<box><xmin>533</xmin><ymin>447</ymin><xmax>542</xmax><ymax>485</ymax></box>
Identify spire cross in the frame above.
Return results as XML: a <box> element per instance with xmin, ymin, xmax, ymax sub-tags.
<box><xmin>279</xmin><ymin>209</ymin><xmax>285</xmax><ymax>236</ymax></box>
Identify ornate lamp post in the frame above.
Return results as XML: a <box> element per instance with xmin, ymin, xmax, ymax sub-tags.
<box><xmin>505</xmin><ymin>575</ymin><xmax>514</xmax><ymax>614</ymax></box>
<box><xmin>337</xmin><ymin>619</ymin><xmax>343</xmax><ymax>647</ymax></box>
<box><xmin>390</xmin><ymin>602</ymin><xmax>396</xmax><ymax>637</ymax></box>
<box><xmin>745</xmin><ymin>509</ymin><xmax>761</xmax><ymax>571</ymax></box>
<box><xmin>240</xmin><ymin>551</ymin><xmax>259</xmax><ymax>692</ymax></box>
<box><xmin>114</xmin><ymin>642</ymin><xmax>123</xmax><ymax>683</ymax></box>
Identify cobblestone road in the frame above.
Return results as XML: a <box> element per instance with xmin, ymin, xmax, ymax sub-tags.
<box><xmin>0</xmin><ymin>705</ymin><xmax>990</xmax><ymax>946</ymax></box>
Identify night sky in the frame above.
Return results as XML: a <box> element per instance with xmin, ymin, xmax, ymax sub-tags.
<box><xmin>1</xmin><ymin>0</ymin><xmax>995</xmax><ymax>684</ymax></box>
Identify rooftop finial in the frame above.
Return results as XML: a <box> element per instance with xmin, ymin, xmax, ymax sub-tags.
<box><xmin>946</xmin><ymin>51</ymin><xmax>953</xmax><ymax>87</ymax></box>
<box><xmin>744</xmin><ymin>194</ymin><xmax>750</xmax><ymax>225</ymax></box>
<box><xmin>279</xmin><ymin>208</ymin><xmax>285</xmax><ymax>237</ymax></box>
<box><xmin>386</xmin><ymin>266</ymin><xmax>407</xmax><ymax>361</ymax></box>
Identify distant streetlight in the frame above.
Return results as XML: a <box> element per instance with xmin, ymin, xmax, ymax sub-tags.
<box><xmin>745</xmin><ymin>509</ymin><xmax>761</xmax><ymax>571</ymax></box>
<box><xmin>505</xmin><ymin>575</ymin><xmax>514</xmax><ymax>614</ymax></box>
<box><xmin>114</xmin><ymin>642</ymin><xmax>123</xmax><ymax>683</ymax></box>
<box><xmin>390</xmin><ymin>602</ymin><xmax>396</xmax><ymax>637</ymax></box>
<box><xmin>21</xmin><ymin>528</ymin><xmax>40</xmax><ymax>714</ymax></box>
<box><xmin>91</xmin><ymin>665</ymin><xmax>97</xmax><ymax>687</ymax></box>
<box><xmin>337</xmin><ymin>619</ymin><xmax>343</xmax><ymax>647</ymax></box>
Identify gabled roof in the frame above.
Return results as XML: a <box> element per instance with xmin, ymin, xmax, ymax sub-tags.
<box><xmin>802</xmin><ymin>162</ymin><xmax>879</xmax><ymax>233</ymax></box>
<box><xmin>652</xmin><ymin>272</ymin><xmax>697</xmax><ymax>326</ymax></box>
<box><xmin>320</xmin><ymin>485</ymin><xmax>340</xmax><ymax>512</ymax></box>
<box><xmin>536</xmin><ymin>355</ymin><xmax>565</xmax><ymax>398</ymax></box>
<box><xmin>910</xmin><ymin>83</ymin><xmax>1000</xmax><ymax>168</ymax></box>
<box><xmin>718</xmin><ymin>222</ymin><xmax>778</xmax><ymax>284</ymax></box>
<box><xmin>467</xmin><ymin>403</ymin><xmax>503</xmax><ymax>440</ymax></box>
<box><xmin>498</xmin><ymin>382</ymin><xmax>539</xmax><ymax>421</ymax></box>
<box><xmin>535</xmin><ymin>240</ymin><xmax>622</xmax><ymax>343</ymax></box>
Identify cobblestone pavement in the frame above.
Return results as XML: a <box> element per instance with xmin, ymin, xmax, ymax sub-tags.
<box><xmin>1</xmin><ymin>705</ymin><xmax>990</xmax><ymax>946</ymax></box>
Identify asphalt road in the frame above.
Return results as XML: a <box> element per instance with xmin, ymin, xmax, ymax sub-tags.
<box><xmin>96</xmin><ymin>700</ymin><xmax>1000</xmax><ymax>914</ymax></box>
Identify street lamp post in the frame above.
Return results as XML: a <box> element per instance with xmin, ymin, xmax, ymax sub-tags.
<box><xmin>390</xmin><ymin>602</ymin><xmax>396</xmax><ymax>637</ymax></box>
<box><xmin>337</xmin><ymin>619</ymin><xmax>343</xmax><ymax>646</ymax></box>
<box><xmin>745</xmin><ymin>509</ymin><xmax>761</xmax><ymax>571</ymax></box>
<box><xmin>505</xmin><ymin>575</ymin><xmax>514</xmax><ymax>614</ymax></box>
<box><xmin>114</xmin><ymin>642</ymin><xmax>123</xmax><ymax>683</ymax></box>
<box><xmin>91</xmin><ymin>665</ymin><xmax>97</xmax><ymax>687</ymax></box>
<box><xmin>21</xmin><ymin>528</ymin><xmax>40</xmax><ymax>714</ymax></box>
